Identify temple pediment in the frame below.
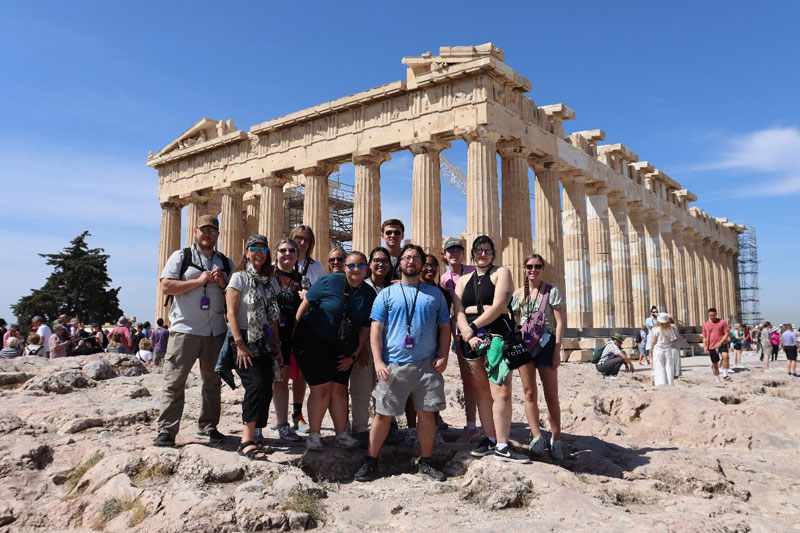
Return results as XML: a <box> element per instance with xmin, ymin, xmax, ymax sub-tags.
<box><xmin>150</xmin><ymin>118</ymin><xmax>238</xmax><ymax>159</ymax></box>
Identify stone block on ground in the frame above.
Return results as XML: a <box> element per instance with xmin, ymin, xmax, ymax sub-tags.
<box><xmin>22</xmin><ymin>371</ymin><xmax>90</xmax><ymax>394</ymax></box>
<box><xmin>567</xmin><ymin>349</ymin><xmax>594</xmax><ymax>363</ymax></box>
<box><xmin>579</xmin><ymin>338</ymin><xmax>606</xmax><ymax>349</ymax></box>
<box><xmin>560</xmin><ymin>339</ymin><xmax>580</xmax><ymax>350</ymax></box>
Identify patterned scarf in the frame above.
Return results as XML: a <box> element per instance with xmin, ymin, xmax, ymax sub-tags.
<box><xmin>244</xmin><ymin>261</ymin><xmax>280</xmax><ymax>356</ymax></box>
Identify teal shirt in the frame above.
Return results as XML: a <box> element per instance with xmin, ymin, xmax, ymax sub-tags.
<box><xmin>301</xmin><ymin>273</ymin><xmax>375</xmax><ymax>342</ymax></box>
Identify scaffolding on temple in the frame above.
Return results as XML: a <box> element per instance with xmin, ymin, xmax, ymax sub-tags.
<box><xmin>737</xmin><ymin>226</ymin><xmax>762</xmax><ymax>326</ymax></box>
<box><xmin>283</xmin><ymin>173</ymin><xmax>354</xmax><ymax>250</ymax></box>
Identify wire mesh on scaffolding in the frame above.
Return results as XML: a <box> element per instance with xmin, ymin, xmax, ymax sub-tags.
<box><xmin>737</xmin><ymin>226</ymin><xmax>762</xmax><ymax>326</ymax></box>
<box><xmin>283</xmin><ymin>173</ymin><xmax>354</xmax><ymax>250</ymax></box>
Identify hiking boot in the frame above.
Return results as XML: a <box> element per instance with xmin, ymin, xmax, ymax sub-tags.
<box><xmin>152</xmin><ymin>432</ymin><xmax>175</xmax><ymax>447</ymax></box>
<box><xmin>305</xmin><ymin>433</ymin><xmax>323</xmax><ymax>452</ymax></box>
<box><xmin>529</xmin><ymin>436</ymin><xmax>546</xmax><ymax>457</ymax></box>
<box><xmin>470</xmin><ymin>436</ymin><xmax>496</xmax><ymax>457</ymax></box>
<box><xmin>335</xmin><ymin>433</ymin><xmax>360</xmax><ymax>449</ymax></box>
<box><xmin>354</xmin><ymin>457</ymin><xmax>378</xmax><ymax>482</ymax></box>
<box><xmin>275</xmin><ymin>423</ymin><xmax>302</xmax><ymax>442</ymax></box>
<box><xmin>418</xmin><ymin>459</ymin><xmax>446</xmax><ymax>481</ymax></box>
<box><xmin>292</xmin><ymin>413</ymin><xmax>310</xmax><ymax>435</ymax></box>
<box><xmin>550</xmin><ymin>438</ymin><xmax>565</xmax><ymax>462</ymax></box>
<box><xmin>493</xmin><ymin>445</ymin><xmax>531</xmax><ymax>464</ymax></box>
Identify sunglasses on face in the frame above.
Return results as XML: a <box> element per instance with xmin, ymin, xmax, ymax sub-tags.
<box><xmin>525</xmin><ymin>263</ymin><xmax>544</xmax><ymax>271</ymax></box>
<box><xmin>371</xmin><ymin>258</ymin><xmax>390</xmax><ymax>265</ymax></box>
<box><xmin>247</xmin><ymin>245</ymin><xmax>268</xmax><ymax>253</ymax></box>
<box><xmin>384</xmin><ymin>230</ymin><xmax>402</xmax><ymax>237</ymax></box>
<box><xmin>401</xmin><ymin>255</ymin><xmax>422</xmax><ymax>263</ymax></box>
<box><xmin>346</xmin><ymin>263</ymin><xmax>366</xmax><ymax>271</ymax></box>
<box><xmin>198</xmin><ymin>226</ymin><xmax>219</xmax><ymax>235</ymax></box>
<box><xmin>329</xmin><ymin>257</ymin><xmax>345</xmax><ymax>263</ymax></box>
<box><xmin>277</xmin><ymin>248</ymin><xmax>296</xmax><ymax>254</ymax></box>
<box><xmin>423</xmin><ymin>263</ymin><xmax>439</xmax><ymax>270</ymax></box>
<box><xmin>474</xmin><ymin>249</ymin><xmax>494</xmax><ymax>256</ymax></box>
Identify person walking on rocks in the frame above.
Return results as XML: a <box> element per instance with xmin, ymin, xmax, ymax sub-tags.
<box><xmin>439</xmin><ymin>237</ymin><xmax>479</xmax><ymax>443</ymax></box>
<box><xmin>510</xmin><ymin>253</ymin><xmax>566</xmax><ymax>461</ymax></box>
<box><xmin>651</xmin><ymin>313</ymin><xmax>677</xmax><ymax>386</ymax></box>
<box><xmin>643</xmin><ymin>306</ymin><xmax>658</xmax><ymax>365</ymax></box>
<box><xmin>454</xmin><ymin>236</ymin><xmax>530</xmax><ymax>464</ymax></box>
<box><xmin>294</xmin><ymin>251</ymin><xmax>376</xmax><ymax>452</ymax></box>
<box><xmin>225</xmin><ymin>234</ymin><xmax>283</xmax><ymax>461</ymax></box>
<box><xmin>354</xmin><ymin>244</ymin><xmax>451</xmax><ymax>482</ymax></box>
<box><xmin>153</xmin><ymin>214</ymin><xmax>232</xmax><ymax>448</ymax></box>
<box><xmin>595</xmin><ymin>334</ymin><xmax>635</xmax><ymax>378</ymax></box>
<box><xmin>780</xmin><ymin>324</ymin><xmax>798</xmax><ymax>377</ymax></box>
<box><xmin>702</xmin><ymin>307</ymin><xmax>731</xmax><ymax>383</ymax></box>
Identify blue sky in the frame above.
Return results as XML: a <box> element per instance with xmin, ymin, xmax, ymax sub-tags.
<box><xmin>1</xmin><ymin>1</ymin><xmax>796</xmax><ymax>326</ymax></box>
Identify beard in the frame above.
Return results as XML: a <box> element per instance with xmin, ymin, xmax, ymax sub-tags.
<box><xmin>400</xmin><ymin>264</ymin><xmax>420</xmax><ymax>277</ymax></box>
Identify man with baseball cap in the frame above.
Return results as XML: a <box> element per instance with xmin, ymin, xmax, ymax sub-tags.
<box><xmin>153</xmin><ymin>214</ymin><xmax>233</xmax><ymax>448</ymax></box>
<box><xmin>595</xmin><ymin>333</ymin><xmax>635</xmax><ymax>379</ymax></box>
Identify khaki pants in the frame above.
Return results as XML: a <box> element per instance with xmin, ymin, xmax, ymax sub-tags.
<box><xmin>156</xmin><ymin>331</ymin><xmax>224</xmax><ymax>437</ymax></box>
<box><xmin>349</xmin><ymin>353</ymin><xmax>376</xmax><ymax>433</ymax></box>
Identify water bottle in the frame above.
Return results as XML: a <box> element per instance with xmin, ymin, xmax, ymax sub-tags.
<box><xmin>272</xmin><ymin>358</ymin><xmax>283</xmax><ymax>382</ymax></box>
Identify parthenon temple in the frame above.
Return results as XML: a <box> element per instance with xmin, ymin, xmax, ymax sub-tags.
<box><xmin>147</xmin><ymin>43</ymin><xmax>744</xmax><ymax>333</ymax></box>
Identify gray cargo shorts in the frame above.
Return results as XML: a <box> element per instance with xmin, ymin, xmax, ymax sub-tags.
<box><xmin>371</xmin><ymin>356</ymin><xmax>446</xmax><ymax>416</ymax></box>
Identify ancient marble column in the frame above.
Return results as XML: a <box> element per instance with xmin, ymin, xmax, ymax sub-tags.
<box><xmin>671</xmin><ymin>226</ymin><xmax>689</xmax><ymax>326</ymax></box>
<box><xmin>156</xmin><ymin>201</ymin><xmax>181</xmax><ymax>322</ymax></box>
<box><xmin>498</xmin><ymin>142</ymin><xmax>532</xmax><ymax>288</ymax></box>
<box><xmin>644</xmin><ymin>215</ymin><xmax>665</xmax><ymax>311</ymax></box>
<box><xmin>184</xmin><ymin>195</ymin><xmax>209</xmax><ymax>248</ymax></box>
<box><xmin>658</xmin><ymin>218</ymin><xmax>677</xmax><ymax>315</ymax></box>
<box><xmin>302</xmin><ymin>165</ymin><xmax>335</xmax><ymax>259</ymax></box>
<box><xmin>608</xmin><ymin>196</ymin><xmax>634</xmax><ymax>327</ymax></box>
<box><xmin>586</xmin><ymin>185</ymin><xmax>615</xmax><ymax>328</ymax></box>
<box><xmin>711</xmin><ymin>243</ymin><xmax>724</xmax><ymax>316</ymax></box>
<box><xmin>702</xmin><ymin>239</ymin><xmax>716</xmax><ymax>312</ymax></box>
<box><xmin>693</xmin><ymin>235</ymin><xmax>709</xmax><ymax>319</ymax></box>
<box><xmin>682</xmin><ymin>230</ymin><xmax>700</xmax><ymax>327</ymax></box>
<box><xmin>218</xmin><ymin>186</ymin><xmax>246</xmax><ymax>260</ymax></box>
<box><xmin>255</xmin><ymin>175</ymin><xmax>288</xmax><ymax>252</ymax></box>
<box><xmin>243</xmin><ymin>190</ymin><xmax>260</xmax><ymax>243</ymax></box>
<box><xmin>410</xmin><ymin>142</ymin><xmax>448</xmax><ymax>257</ymax></box>
<box><xmin>352</xmin><ymin>152</ymin><xmax>388</xmax><ymax>255</ymax></box>
<box><xmin>732</xmin><ymin>251</ymin><xmax>741</xmax><ymax>323</ymax></box>
<box><xmin>722</xmin><ymin>248</ymin><xmax>734</xmax><ymax>321</ymax></box>
<box><xmin>464</xmin><ymin>128</ymin><xmax>501</xmax><ymax>260</ymax></box>
<box><xmin>531</xmin><ymin>160</ymin><xmax>565</xmax><ymax>289</ymax></box>
<box><xmin>627</xmin><ymin>205</ymin><xmax>650</xmax><ymax>326</ymax></box>
<box><xmin>561</xmin><ymin>174</ymin><xmax>593</xmax><ymax>329</ymax></box>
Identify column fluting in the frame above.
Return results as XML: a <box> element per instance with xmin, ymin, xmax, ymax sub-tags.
<box><xmin>498</xmin><ymin>142</ymin><xmax>533</xmax><ymax>288</ymax></box>
<box><xmin>352</xmin><ymin>153</ymin><xmax>388</xmax><ymax>255</ymax></box>
<box><xmin>561</xmin><ymin>174</ymin><xmax>593</xmax><ymax>329</ymax></box>
<box><xmin>586</xmin><ymin>186</ymin><xmax>615</xmax><ymax>328</ymax></box>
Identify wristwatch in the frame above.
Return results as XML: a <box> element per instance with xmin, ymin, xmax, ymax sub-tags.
<box><xmin>349</xmin><ymin>353</ymin><xmax>358</xmax><ymax>361</ymax></box>
<box><xmin>468</xmin><ymin>322</ymin><xmax>478</xmax><ymax>333</ymax></box>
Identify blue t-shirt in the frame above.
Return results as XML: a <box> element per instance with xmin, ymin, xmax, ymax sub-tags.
<box><xmin>301</xmin><ymin>273</ymin><xmax>376</xmax><ymax>343</ymax></box>
<box><xmin>370</xmin><ymin>282</ymin><xmax>450</xmax><ymax>364</ymax></box>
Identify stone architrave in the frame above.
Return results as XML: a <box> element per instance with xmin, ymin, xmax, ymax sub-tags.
<box><xmin>352</xmin><ymin>152</ymin><xmax>389</xmax><ymax>255</ymax></box>
<box><xmin>409</xmin><ymin>141</ymin><xmax>448</xmax><ymax>257</ymax></box>
<box><xmin>156</xmin><ymin>201</ymin><xmax>182</xmax><ymax>323</ymax></box>
<box><xmin>302</xmin><ymin>165</ymin><xmax>336</xmax><ymax>259</ymax></box>
<box><xmin>608</xmin><ymin>195</ymin><xmax>634</xmax><ymax>327</ymax></box>
<box><xmin>255</xmin><ymin>175</ymin><xmax>290</xmax><ymax>253</ymax></box>
<box><xmin>243</xmin><ymin>190</ymin><xmax>260</xmax><ymax>244</ymax></box>
<box><xmin>498</xmin><ymin>141</ymin><xmax>533</xmax><ymax>288</ymax></box>
<box><xmin>658</xmin><ymin>218</ymin><xmax>677</xmax><ymax>316</ymax></box>
<box><xmin>682</xmin><ymin>229</ymin><xmax>700</xmax><ymax>327</ymax></box>
<box><xmin>464</xmin><ymin>128</ymin><xmax>501</xmax><ymax>260</ymax></box>
<box><xmin>586</xmin><ymin>185</ymin><xmax>615</xmax><ymax>328</ymax></box>
<box><xmin>560</xmin><ymin>173</ymin><xmax>593</xmax><ymax>329</ymax></box>
<box><xmin>218</xmin><ymin>186</ymin><xmax>247</xmax><ymax>261</ymax></box>
<box><xmin>184</xmin><ymin>195</ymin><xmax>210</xmax><ymax>248</ymax></box>
<box><xmin>644</xmin><ymin>215</ymin><xmax>665</xmax><ymax>311</ymax></box>
<box><xmin>531</xmin><ymin>159</ymin><xmax>565</xmax><ymax>290</ymax></box>
<box><xmin>627</xmin><ymin>204</ymin><xmax>650</xmax><ymax>324</ymax></box>
<box><xmin>671</xmin><ymin>225</ymin><xmax>689</xmax><ymax>326</ymax></box>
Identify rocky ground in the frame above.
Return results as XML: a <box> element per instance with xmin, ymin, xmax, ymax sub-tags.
<box><xmin>0</xmin><ymin>349</ymin><xmax>798</xmax><ymax>532</ymax></box>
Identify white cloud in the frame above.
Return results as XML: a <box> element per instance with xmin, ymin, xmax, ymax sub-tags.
<box><xmin>700</xmin><ymin>126</ymin><xmax>800</xmax><ymax>195</ymax></box>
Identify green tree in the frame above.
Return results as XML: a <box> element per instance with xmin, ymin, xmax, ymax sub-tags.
<box><xmin>13</xmin><ymin>231</ymin><xmax>122</xmax><ymax>331</ymax></box>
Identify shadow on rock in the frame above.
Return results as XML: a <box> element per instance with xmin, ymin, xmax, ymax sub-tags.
<box><xmin>564</xmin><ymin>433</ymin><xmax>677</xmax><ymax>478</ymax></box>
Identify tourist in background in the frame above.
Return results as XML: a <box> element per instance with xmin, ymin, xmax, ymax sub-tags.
<box><xmin>770</xmin><ymin>327</ymin><xmax>780</xmax><ymax>362</ymax></box>
<box><xmin>638</xmin><ymin>324</ymin><xmax>648</xmax><ymax>362</ymax></box>
<box><xmin>32</xmin><ymin>316</ymin><xmax>51</xmax><ymax>358</ymax></box>
<box><xmin>293</xmin><ymin>251</ymin><xmax>375</xmax><ymax>452</ymax></box>
<box><xmin>651</xmin><ymin>312</ymin><xmax>677</xmax><ymax>386</ymax></box>
<box><xmin>328</xmin><ymin>246</ymin><xmax>347</xmax><ymax>274</ymax></box>
<box><xmin>131</xmin><ymin>323</ymin><xmax>145</xmax><ymax>355</ymax></box>
<box><xmin>759</xmin><ymin>322</ymin><xmax>772</xmax><ymax>368</ymax></box>
<box><xmin>780</xmin><ymin>324</ymin><xmax>798</xmax><ymax>377</ymax></box>
<box><xmin>643</xmin><ymin>306</ymin><xmax>658</xmax><ymax>365</ymax></box>
<box><xmin>510</xmin><ymin>252</ymin><xmax>565</xmax><ymax>461</ymax></box>
<box><xmin>380</xmin><ymin>218</ymin><xmax>405</xmax><ymax>280</ymax></box>
<box><xmin>743</xmin><ymin>325</ymin><xmax>752</xmax><ymax>352</ymax></box>
<box><xmin>730</xmin><ymin>323</ymin><xmax>744</xmax><ymax>370</ymax></box>
<box><xmin>110</xmin><ymin>317</ymin><xmax>131</xmax><ymax>354</ymax></box>
<box><xmin>702</xmin><ymin>307</ymin><xmax>730</xmax><ymax>383</ymax></box>
<box><xmin>49</xmin><ymin>323</ymin><xmax>70</xmax><ymax>358</ymax></box>
<box><xmin>595</xmin><ymin>334</ymin><xmax>635</xmax><ymax>378</ymax></box>
<box><xmin>270</xmin><ymin>237</ymin><xmax>304</xmax><ymax>443</ymax></box>
<box><xmin>151</xmin><ymin>319</ymin><xmax>169</xmax><ymax>366</ymax></box>
<box><xmin>350</xmin><ymin>246</ymin><xmax>392</xmax><ymax>443</ymax></box>
<box><xmin>107</xmin><ymin>332</ymin><xmax>127</xmax><ymax>354</ymax></box>
<box><xmin>669</xmin><ymin>314</ymin><xmax>682</xmax><ymax>379</ymax></box>
<box><xmin>24</xmin><ymin>333</ymin><xmax>45</xmax><ymax>357</ymax></box>
<box><xmin>225</xmin><ymin>234</ymin><xmax>282</xmax><ymax>461</ymax></box>
<box><xmin>0</xmin><ymin>337</ymin><xmax>21</xmax><ymax>358</ymax></box>
<box><xmin>440</xmin><ymin>237</ymin><xmax>479</xmax><ymax>443</ymax></box>
<box><xmin>135</xmin><ymin>338</ymin><xmax>154</xmax><ymax>364</ymax></box>
<box><xmin>454</xmin><ymin>235</ymin><xmax>529</xmax><ymax>464</ymax></box>
<box><xmin>3</xmin><ymin>324</ymin><xmax>21</xmax><ymax>347</ymax></box>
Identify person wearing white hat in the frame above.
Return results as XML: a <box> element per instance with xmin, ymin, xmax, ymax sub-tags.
<box><xmin>651</xmin><ymin>312</ymin><xmax>677</xmax><ymax>386</ymax></box>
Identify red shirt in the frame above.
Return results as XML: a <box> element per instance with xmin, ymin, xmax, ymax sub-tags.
<box><xmin>702</xmin><ymin>319</ymin><xmax>730</xmax><ymax>350</ymax></box>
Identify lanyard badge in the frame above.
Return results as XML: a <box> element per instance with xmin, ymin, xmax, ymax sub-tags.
<box><xmin>400</xmin><ymin>283</ymin><xmax>421</xmax><ymax>350</ymax></box>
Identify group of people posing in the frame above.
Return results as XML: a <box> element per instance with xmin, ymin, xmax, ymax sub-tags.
<box><xmin>152</xmin><ymin>215</ymin><xmax>565</xmax><ymax>482</ymax></box>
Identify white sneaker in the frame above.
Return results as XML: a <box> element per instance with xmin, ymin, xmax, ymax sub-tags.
<box><xmin>305</xmin><ymin>432</ymin><xmax>323</xmax><ymax>451</ymax></box>
<box><xmin>335</xmin><ymin>432</ymin><xmax>359</xmax><ymax>449</ymax></box>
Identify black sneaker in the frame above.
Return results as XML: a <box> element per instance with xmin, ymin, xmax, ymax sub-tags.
<box><xmin>354</xmin><ymin>457</ymin><xmax>378</xmax><ymax>482</ymax></box>
<box><xmin>198</xmin><ymin>428</ymin><xmax>226</xmax><ymax>448</ymax></box>
<box><xmin>470</xmin><ymin>436</ymin><xmax>496</xmax><ymax>457</ymax></box>
<box><xmin>152</xmin><ymin>432</ymin><xmax>175</xmax><ymax>447</ymax></box>
<box><xmin>354</xmin><ymin>430</ymin><xmax>370</xmax><ymax>449</ymax></box>
<box><xmin>418</xmin><ymin>459</ymin><xmax>446</xmax><ymax>481</ymax></box>
<box><xmin>493</xmin><ymin>445</ymin><xmax>531</xmax><ymax>464</ymax></box>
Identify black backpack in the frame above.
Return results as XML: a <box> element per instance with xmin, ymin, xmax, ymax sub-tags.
<box><xmin>163</xmin><ymin>248</ymin><xmax>233</xmax><ymax>308</ymax></box>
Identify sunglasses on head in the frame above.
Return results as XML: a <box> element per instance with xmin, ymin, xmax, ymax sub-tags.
<box><xmin>329</xmin><ymin>257</ymin><xmax>345</xmax><ymax>263</ymax></box>
<box><xmin>198</xmin><ymin>226</ymin><xmax>219</xmax><ymax>235</ymax></box>
<box><xmin>525</xmin><ymin>263</ymin><xmax>544</xmax><ymax>271</ymax></box>
<box><xmin>384</xmin><ymin>230</ymin><xmax>402</xmax><ymax>236</ymax></box>
<box><xmin>346</xmin><ymin>263</ymin><xmax>366</xmax><ymax>271</ymax></box>
<box><xmin>247</xmin><ymin>245</ymin><xmax>268</xmax><ymax>253</ymax></box>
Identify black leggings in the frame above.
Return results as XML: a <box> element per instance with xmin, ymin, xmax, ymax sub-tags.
<box><xmin>234</xmin><ymin>349</ymin><xmax>274</xmax><ymax>428</ymax></box>
<box><xmin>771</xmin><ymin>345</ymin><xmax>779</xmax><ymax>361</ymax></box>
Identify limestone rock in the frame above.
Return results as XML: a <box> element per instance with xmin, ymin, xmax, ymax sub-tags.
<box><xmin>22</xmin><ymin>371</ymin><xmax>90</xmax><ymax>394</ymax></box>
<box><xmin>82</xmin><ymin>360</ymin><xmax>114</xmax><ymax>380</ymax></box>
<box><xmin>58</xmin><ymin>417</ymin><xmax>104</xmax><ymax>434</ymax></box>
<box><xmin>0</xmin><ymin>372</ymin><xmax>34</xmax><ymax>388</ymax></box>
<box><xmin>460</xmin><ymin>461</ymin><xmax>532</xmax><ymax>509</ymax></box>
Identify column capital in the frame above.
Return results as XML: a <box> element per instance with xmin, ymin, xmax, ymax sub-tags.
<box><xmin>558</xmin><ymin>170</ymin><xmax>587</xmax><ymax>185</ymax></box>
<box><xmin>253</xmin><ymin>173</ymin><xmax>291</xmax><ymax>188</ymax></box>
<box><xmin>243</xmin><ymin>189</ymin><xmax>260</xmax><ymax>205</ymax></box>
<box><xmin>496</xmin><ymin>140</ymin><xmax>532</xmax><ymax>159</ymax></box>
<box><xmin>607</xmin><ymin>191</ymin><xmax>629</xmax><ymax>207</ymax></box>
<box><xmin>160</xmin><ymin>199</ymin><xmax>183</xmax><ymax>210</ymax></box>
<box><xmin>585</xmin><ymin>183</ymin><xmax>611</xmax><ymax>196</ymax></box>
<box><xmin>352</xmin><ymin>150</ymin><xmax>392</xmax><ymax>165</ymax></box>
<box><xmin>459</xmin><ymin>126</ymin><xmax>502</xmax><ymax>144</ymax></box>
<box><xmin>299</xmin><ymin>163</ymin><xmax>338</xmax><ymax>176</ymax></box>
<box><xmin>214</xmin><ymin>183</ymin><xmax>250</xmax><ymax>195</ymax></box>
<box><xmin>528</xmin><ymin>156</ymin><xmax>562</xmax><ymax>174</ymax></box>
<box><xmin>178</xmin><ymin>190</ymin><xmax>211</xmax><ymax>204</ymax></box>
<box><xmin>406</xmin><ymin>140</ymin><xmax>450</xmax><ymax>156</ymax></box>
